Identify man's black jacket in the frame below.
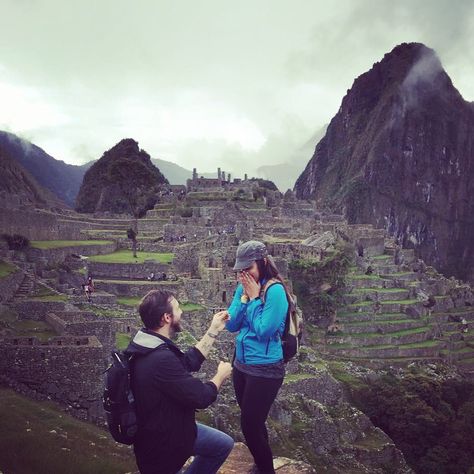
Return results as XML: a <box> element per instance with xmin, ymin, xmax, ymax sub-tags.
<box><xmin>126</xmin><ymin>329</ymin><xmax>218</xmax><ymax>474</ymax></box>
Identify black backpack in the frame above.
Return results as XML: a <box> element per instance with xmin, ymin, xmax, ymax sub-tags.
<box><xmin>102</xmin><ymin>351</ymin><xmax>138</xmax><ymax>445</ymax></box>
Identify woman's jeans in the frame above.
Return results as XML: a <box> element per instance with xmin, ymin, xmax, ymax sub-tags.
<box><xmin>233</xmin><ymin>367</ymin><xmax>284</xmax><ymax>474</ymax></box>
<box><xmin>183</xmin><ymin>423</ymin><xmax>234</xmax><ymax>474</ymax></box>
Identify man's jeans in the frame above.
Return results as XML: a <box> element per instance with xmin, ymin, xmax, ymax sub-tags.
<box><xmin>183</xmin><ymin>423</ymin><xmax>234</xmax><ymax>474</ymax></box>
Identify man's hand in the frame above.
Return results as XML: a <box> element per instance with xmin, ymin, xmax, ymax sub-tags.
<box><xmin>211</xmin><ymin>361</ymin><xmax>233</xmax><ymax>390</ymax></box>
<box><xmin>217</xmin><ymin>361</ymin><xmax>232</xmax><ymax>380</ymax></box>
<box><xmin>240</xmin><ymin>271</ymin><xmax>261</xmax><ymax>300</ymax></box>
<box><xmin>210</xmin><ymin>310</ymin><xmax>229</xmax><ymax>333</ymax></box>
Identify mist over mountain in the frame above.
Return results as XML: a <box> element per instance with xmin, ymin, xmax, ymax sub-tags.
<box><xmin>295</xmin><ymin>42</ymin><xmax>474</xmax><ymax>282</ymax></box>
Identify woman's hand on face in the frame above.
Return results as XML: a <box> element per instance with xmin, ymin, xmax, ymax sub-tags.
<box><xmin>241</xmin><ymin>271</ymin><xmax>261</xmax><ymax>300</ymax></box>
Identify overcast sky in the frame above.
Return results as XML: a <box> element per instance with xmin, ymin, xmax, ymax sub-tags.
<box><xmin>1</xmin><ymin>0</ymin><xmax>473</xmax><ymax>176</ymax></box>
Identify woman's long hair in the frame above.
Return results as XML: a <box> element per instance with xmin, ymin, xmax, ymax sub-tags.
<box><xmin>256</xmin><ymin>256</ymin><xmax>291</xmax><ymax>297</ymax></box>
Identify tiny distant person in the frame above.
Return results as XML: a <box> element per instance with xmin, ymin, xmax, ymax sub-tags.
<box><xmin>84</xmin><ymin>276</ymin><xmax>94</xmax><ymax>302</ymax></box>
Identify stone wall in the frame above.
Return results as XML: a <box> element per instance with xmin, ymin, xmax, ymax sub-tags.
<box><xmin>87</xmin><ymin>261</ymin><xmax>172</xmax><ymax>280</ymax></box>
<box><xmin>45</xmin><ymin>311</ymin><xmax>115</xmax><ymax>352</ymax></box>
<box><xmin>0</xmin><ymin>267</ymin><xmax>23</xmax><ymax>303</ymax></box>
<box><xmin>26</xmin><ymin>242</ymin><xmax>117</xmax><ymax>266</ymax></box>
<box><xmin>0</xmin><ymin>209</ymin><xmax>83</xmax><ymax>240</ymax></box>
<box><xmin>0</xmin><ymin>335</ymin><xmax>106</xmax><ymax>421</ymax></box>
<box><xmin>95</xmin><ymin>279</ymin><xmax>184</xmax><ymax>298</ymax></box>
<box><xmin>10</xmin><ymin>300</ymin><xmax>67</xmax><ymax>321</ymax></box>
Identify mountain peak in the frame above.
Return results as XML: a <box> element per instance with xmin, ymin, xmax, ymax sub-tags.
<box><xmin>294</xmin><ymin>43</ymin><xmax>474</xmax><ymax>282</ymax></box>
<box><xmin>75</xmin><ymin>139</ymin><xmax>168</xmax><ymax>215</ymax></box>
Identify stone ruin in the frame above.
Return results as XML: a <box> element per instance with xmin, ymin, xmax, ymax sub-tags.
<box><xmin>1</xmin><ymin>173</ymin><xmax>473</xmax><ymax>472</ymax></box>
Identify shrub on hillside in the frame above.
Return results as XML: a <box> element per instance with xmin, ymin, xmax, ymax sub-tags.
<box><xmin>1</xmin><ymin>234</ymin><xmax>30</xmax><ymax>251</ymax></box>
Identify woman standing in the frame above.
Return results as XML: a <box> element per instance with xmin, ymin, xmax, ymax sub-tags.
<box><xmin>226</xmin><ymin>240</ymin><xmax>289</xmax><ymax>474</ymax></box>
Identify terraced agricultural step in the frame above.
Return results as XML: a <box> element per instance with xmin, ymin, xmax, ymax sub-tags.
<box><xmin>457</xmin><ymin>357</ymin><xmax>474</xmax><ymax>371</ymax></box>
<box><xmin>342</xmin><ymin>319</ymin><xmax>426</xmax><ymax>334</ymax></box>
<box><xmin>344</xmin><ymin>288</ymin><xmax>411</xmax><ymax>304</ymax></box>
<box><xmin>347</xmin><ymin>275</ymin><xmax>412</xmax><ymax>290</ymax></box>
<box><xmin>346</xmin><ymin>298</ymin><xmax>424</xmax><ymax>314</ymax></box>
<box><xmin>322</xmin><ymin>340</ymin><xmax>445</xmax><ymax>359</ymax></box>
<box><xmin>431</xmin><ymin>320</ymin><xmax>474</xmax><ymax>333</ymax></box>
<box><xmin>430</xmin><ymin>308</ymin><xmax>474</xmax><ymax>323</ymax></box>
<box><xmin>432</xmin><ymin>296</ymin><xmax>455</xmax><ymax>312</ymax></box>
<box><xmin>337</xmin><ymin>311</ymin><xmax>415</xmax><ymax>323</ymax></box>
<box><xmin>380</xmin><ymin>272</ymin><xmax>419</xmax><ymax>282</ymax></box>
<box><xmin>327</xmin><ymin>326</ymin><xmax>432</xmax><ymax>347</ymax></box>
<box><xmin>451</xmin><ymin>346</ymin><xmax>474</xmax><ymax>360</ymax></box>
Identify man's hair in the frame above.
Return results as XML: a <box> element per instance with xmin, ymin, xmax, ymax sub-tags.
<box><xmin>139</xmin><ymin>290</ymin><xmax>174</xmax><ymax>329</ymax></box>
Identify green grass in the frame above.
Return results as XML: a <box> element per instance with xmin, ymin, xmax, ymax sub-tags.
<box><xmin>181</xmin><ymin>302</ymin><xmax>205</xmax><ymax>312</ymax></box>
<box><xmin>96</xmin><ymin>279</ymin><xmax>177</xmax><ymax>285</ymax></box>
<box><xmin>32</xmin><ymin>284</ymin><xmax>56</xmax><ymax>298</ymax></box>
<box><xmin>8</xmin><ymin>319</ymin><xmax>58</xmax><ymax>341</ymax></box>
<box><xmin>347</xmin><ymin>274</ymin><xmax>381</xmax><ymax>280</ymax></box>
<box><xmin>115</xmin><ymin>333</ymin><xmax>132</xmax><ymax>350</ymax></box>
<box><xmin>0</xmin><ymin>388</ymin><xmax>136</xmax><ymax>474</ymax></box>
<box><xmin>364</xmin><ymin>340</ymin><xmax>440</xmax><ymax>350</ymax></box>
<box><xmin>283</xmin><ymin>373</ymin><xmax>315</xmax><ymax>384</ymax></box>
<box><xmin>31</xmin><ymin>240</ymin><xmax>113</xmax><ymax>249</ymax></box>
<box><xmin>0</xmin><ymin>260</ymin><xmax>16</xmax><ymax>278</ymax></box>
<box><xmin>117</xmin><ymin>298</ymin><xmax>205</xmax><ymax>313</ymax></box>
<box><xmin>29</xmin><ymin>294</ymin><xmax>68</xmax><ymax>302</ymax></box>
<box><xmin>371</xmin><ymin>255</ymin><xmax>392</xmax><ymax>260</ymax></box>
<box><xmin>117</xmin><ymin>296</ymin><xmax>142</xmax><ymax>306</ymax></box>
<box><xmin>349</xmin><ymin>326</ymin><xmax>429</xmax><ymax>338</ymax></box>
<box><xmin>89</xmin><ymin>250</ymin><xmax>174</xmax><ymax>264</ymax></box>
<box><xmin>352</xmin><ymin>287</ymin><xmax>408</xmax><ymax>293</ymax></box>
<box><xmin>77</xmin><ymin>304</ymin><xmax>130</xmax><ymax>319</ymax></box>
<box><xmin>381</xmin><ymin>299</ymin><xmax>419</xmax><ymax>305</ymax></box>
<box><xmin>344</xmin><ymin>319</ymin><xmax>419</xmax><ymax>327</ymax></box>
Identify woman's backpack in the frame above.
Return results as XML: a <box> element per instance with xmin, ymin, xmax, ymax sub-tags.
<box><xmin>261</xmin><ymin>279</ymin><xmax>304</xmax><ymax>362</ymax></box>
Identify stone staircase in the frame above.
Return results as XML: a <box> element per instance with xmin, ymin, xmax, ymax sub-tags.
<box><xmin>317</xmin><ymin>245</ymin><xmax>474</xmax><ymax>374</ymax></box>
<box><xmin>12</xmin><ymin>274</ymin><xmax>36</xmax><ymax>299</ymax></box>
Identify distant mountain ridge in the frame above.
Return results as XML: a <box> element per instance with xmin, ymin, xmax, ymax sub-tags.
<box><xmin>0</xmin><ymin>146</ymin><xmax>66</xmax><ymax>210</ymax></box>
<box><xmin>0</xmin><ymin>131</ymin><xmax>89</xmax><ymax>207</ymax></box>
<box><xmin>0</xmin><ymin>130</ymin><xmax>220</xmax><ymax>206</ymax></box>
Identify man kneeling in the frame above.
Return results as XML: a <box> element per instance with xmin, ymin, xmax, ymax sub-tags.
<box><xmin>126</xmin><ymin>289</ymin><xmax>234</xmax><ymax>474</ymax></box>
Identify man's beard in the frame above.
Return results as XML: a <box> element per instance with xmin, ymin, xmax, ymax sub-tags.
<box><xmin>170</xmin><ymin>318</ymin><xmax>183</xmax><ymax>337</ymax></box>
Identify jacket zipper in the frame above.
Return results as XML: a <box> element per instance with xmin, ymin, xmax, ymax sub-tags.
<box><xmin>265</xmin><ymin>338</ymin><xmax>271</xmax><ymax>355</ymax></box>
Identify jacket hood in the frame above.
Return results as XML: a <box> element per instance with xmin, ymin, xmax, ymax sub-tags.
<box><xmin>125</xmin><ymin>329</ymin><xmax>168</xmax><ymax>356</ymax></box>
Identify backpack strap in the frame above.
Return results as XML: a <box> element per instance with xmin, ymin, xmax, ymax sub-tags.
<box><xmin>260</xmin><ymin>278</ymin><xmax>282</xmax><ymax>304</ymax></box>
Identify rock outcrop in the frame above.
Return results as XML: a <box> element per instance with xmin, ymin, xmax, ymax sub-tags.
<box><xmin>294</xmin><ymin>43</ymin><xmax>474</xmax><ymax>283</ymax></box>
<box><xmin>75</xmin><ymin>139</ymin><xmax>168</xmax><ymax>215</ymax></box>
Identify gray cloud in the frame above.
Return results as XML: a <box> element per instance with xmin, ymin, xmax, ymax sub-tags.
<box><xmin>0</xmin><ymin>0</ymin><xmax>473</xmax><ymax>178</ymax></box>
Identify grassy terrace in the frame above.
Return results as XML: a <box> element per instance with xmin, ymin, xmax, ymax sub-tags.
<box><xmin>117</xmin><ymin>297</ymin><xmax>204</xmax><ymax>313</ymax></box>
<box><xmin>31</xmin><ymin>240</ymin><xmax>113</xmax><ymax>249</ymax></box>
<box><xmin>89</xmin><ymin>250</ymin><xmax>174</xmax><ymax>264</ymax></box>
<box><xmin>0</xmin><ymin>388</ymin><xmax>136</xmax><ymax>474</ymax></box>
<box><xmin>347</xmin><ymin>326</ymin><xmax>429</xmax><ymax>338</ymax></box>
<box><xmin>0</xmin><ymin>260</ymin><xmax>16</xmax><ymax>278</ymax></box>
<box><xmin>96</xmin><ymin>279</ymin><xmax>177</xmax><ymax>285</ymax></box>
<box><xmin>116</xmin><ymin>333</ymin><xmax>132</xmax><ymax>350</ymax></box>
<box><xmin>371</xmin><ymin>254</ymin><xmax>393</xmax><ymax>260</ymax></box>
<box><xmin>29</xmin><ymin>294</ymin><xmax>68</xmax><ymax>302</ymax></box>
<box><xmin>0</xmin><ymin>307</ymin><xmax>58</xmax><ymax>341</ymax></box>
